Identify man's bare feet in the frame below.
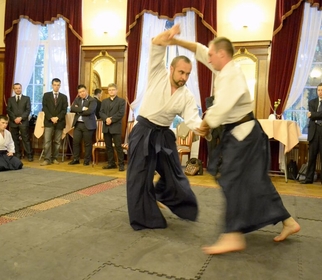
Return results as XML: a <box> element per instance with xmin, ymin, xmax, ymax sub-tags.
<box><xmin>202</xmin><ymin>232</ymin><xmax>246</xmax><ymax>255</ymax></box>
<box><xmin>274</xmin><ymin>217</ymin><xmax>300</xmax><ymax>242</ymax></box>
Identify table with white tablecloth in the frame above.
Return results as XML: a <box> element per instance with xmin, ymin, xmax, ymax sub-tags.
<box><xmin>258</xmin><ymin>119</ymin><xmax>301</xmax><ymax>182</ymax></box>
<box><xmin>34</xmin><ymin>112</ymin><xmax>75</xmax><ymax>161</ymax></box>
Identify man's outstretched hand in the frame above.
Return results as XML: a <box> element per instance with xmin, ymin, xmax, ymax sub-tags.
<box><xmin>152</xmin><ymin>24</ymin><xmax>181</xmax><ymax>46</ymax></box>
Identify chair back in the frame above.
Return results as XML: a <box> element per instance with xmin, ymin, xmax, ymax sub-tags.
<box><xmin>122</xmin><ymin>121</ymin><xmax>135</xmax><ymax>151</ymax></box>
<box><xmin>124</xmin><ymin>121</ymin><xmax>135</xmax><ymax>144</ymax></box>
<box><xmin>176</xmin><ymin>130</ymin><xmax>194</xmax><ymax>148</ymax></box>
<box><xmin>95</xmin><ymin>120</ymin><xmax>105</xmax><ymax>143</ymax></box>
<box><xmin>176</xmin><ymin>122</ymin><xmax>194</xmax><ymax>149</ymax></box>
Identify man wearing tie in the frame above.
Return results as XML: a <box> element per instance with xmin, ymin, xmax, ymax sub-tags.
<box><xmin>6</xmin><ymin>83</ymin><xmax>33</xmax><ymax>161</ymax></box>
<box><xmin>301</xmin><ymin>82</ymin><xmax>322</xmax><ymax>184</ymax></box>
<box><xmin>40</xmin><ymin>78</ymin><xmax>68</xmax><ymax>166</ymax></box>
<box><xmin>69</xmin><ymin>84</ymin><xmax>97</xmax><ymax>166</ymax></box>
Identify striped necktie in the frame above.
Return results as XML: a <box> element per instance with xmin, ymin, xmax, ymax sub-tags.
<box><xmin>317</xmin><ymin>100</ymin><xmax>322</xmax><ymax>125</ymax></box>
<box><xmin>54</xmin><ymin>93</ymin><xmax>58</xmax><ymax>106</ymax></box>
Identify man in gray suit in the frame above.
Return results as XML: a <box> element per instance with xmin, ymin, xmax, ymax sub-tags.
<box><xmin>100</xmin><ymin>83</ymin><xmax>126</xmax><ymax>171</ymax></box>
<box><xmin>41</xmin><ymin>78</ymin><xmax>68</xmax><ymax>166</ymax></box>
<box><xmin>69</xmin><ymin>84</ymin><xmax>97</xmax><ymax>166</ymax></box>
<box><xmin>6</xmin><ymin>83</ymin><xmax>33</xmax><ymax>161</ymax></box>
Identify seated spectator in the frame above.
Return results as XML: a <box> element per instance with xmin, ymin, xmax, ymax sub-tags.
<box><xmin>0</xmin><ymin>115</ymin><xmax>23</xmax><ymax>171</ymax></box>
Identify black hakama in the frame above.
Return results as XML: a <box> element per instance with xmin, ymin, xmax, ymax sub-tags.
<box><xmin>126</xmin><ymin>116</ymin><xmax>198</xmax><ymax>230</ymax></box>
<box><xmin>0</xmin><ymin>152</ymin><xmax>23</xmax><ymax>171</ymax></box>
<box><xmin>209</xmin><ymin>120</ymin><xmax>290</xmax><ymax>234</ymax></box>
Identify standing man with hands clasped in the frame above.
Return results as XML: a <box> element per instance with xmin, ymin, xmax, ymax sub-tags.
<box><xmin>168</xmin><ymin>26</ymin><xmax>300</xmax><ymax>255</ymax></box>
<box><xmin>69</xmin><ymin>84</ymin><xmax>97</xmax><ymax>166</ymax></box>
<box><xmin>40</xmin><ymin>78</ymin><xmax>68</xmax><ymax>166</ymax></box>
<box><xmin>301</xmin><ymin>82</ymin><xmax>322</xmax><ymax>184</ymax></box>
<box><xmin>100</xmin><ymin>83</ymin><xmax>126</xmax><ymax>171</ymax></box>
<box><xmin>7</xmin><ymin>83</ymin><xmax>33</xmax><ymax>161</ymax></box>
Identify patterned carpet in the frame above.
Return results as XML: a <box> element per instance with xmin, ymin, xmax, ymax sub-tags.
<box><xmin>1</xmin><ymin>168</ymin><xmax>321</xmax><ymax>280</ymax></box>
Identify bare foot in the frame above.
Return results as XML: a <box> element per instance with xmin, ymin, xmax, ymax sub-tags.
<box><xmin>157</xmin><ymin>201</ymin><xmax>166</xmax><ymax>209</ymax></box>
<box><xmin>274</xmin><ymin>217</ymin><xmax>301</xmax><ymax>242</ymax></box>
<box><xmin>202</xmin><ymin>232</ymin><xmax>246</xmax><ymax>255</ymax></box>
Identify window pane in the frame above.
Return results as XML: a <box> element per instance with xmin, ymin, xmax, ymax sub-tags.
<box><xmin>284</xmin><ymin>26</ymin><xmax>322</xmax><ymax>136</ymax></box>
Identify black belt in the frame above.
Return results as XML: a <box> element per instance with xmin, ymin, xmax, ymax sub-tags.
<box><xmin>224</xmin><ymin>112</ymin><xmax>255</xmax><ymax>131</ymax></box>
<box><xmin>315</xmin><ymin>121</ymin><xmax>322</xmax><ymax>126</ymax></box>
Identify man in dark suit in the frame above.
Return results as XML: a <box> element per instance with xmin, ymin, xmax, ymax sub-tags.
<box><xmin>100</xmin><ymin>83</ymin><xmax>126</xmax><ymax>171</ymax></box>
<box><xmin>93</xmin><ymin>88</ymin><xmax>102</xmax><ymax>119</ymax></box>
<box><xmin>301</xmin><ymin>82</ymin><xmax>322</xmax><ymax>184</ymax></box>
<box><xmin>40</xmin><ymin>78</ymin><xmax>68</xmax><ymax>166</ymax></box>
<box><xmin>6</xmin><ymin>83</ymin><xmax>33</xmax><ymax>161</ymax></box>
<box><xmin>69</xmin><ymin>84</ymin><xmax>97</xmax><ymax>166</ymax></box>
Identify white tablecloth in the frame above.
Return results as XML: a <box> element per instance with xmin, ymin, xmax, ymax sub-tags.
<box><xmin>34</xmin><ymin>112</ymin><xmax>75</xmax><ymax>139</ymax></box>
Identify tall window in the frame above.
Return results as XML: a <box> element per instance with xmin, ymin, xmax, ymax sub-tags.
<box><xmin>14</xmin><ymin>18</ymin><xmax>70</xmax><ymax>116</ymax></box>
<box><xmin>283</xmin><ymin>5</ymin><xmax>322</xmax><ymax>137</ymax></box>
<box><xmin>26</xmin><ymin>26</ymin><xmax>47</xmax><ymax>115</ymax></box>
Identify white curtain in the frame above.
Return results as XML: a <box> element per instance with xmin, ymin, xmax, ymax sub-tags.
<box><xmin>285</xmin><ymin>3</ymin><xmax>322</xmax><ymax>110</ymax></box>
<box><xmin>47</xmin><ymin>18</ymin><xmax>70</xmax><ymax>104</ymax></box>
<box><xmin>13</xmin><ymin>19</ymin><xmax>41</xmax><ymax>95</ymax></box>
<box><xmin>174</xmin><ymin>11</ymin><xmax>201</xmax><ymax>108</ymax></box>
<box><xmin>129</xmin><ymin>13</ymin><xmax>167</xmax><ymax>120</ymax></box>
<box><xmin>279</xmin><ymin>3</ymin><xmax>322</xmax><ymax>172</ymax></box>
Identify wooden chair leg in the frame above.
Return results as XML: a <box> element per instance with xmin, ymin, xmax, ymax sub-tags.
<box><xmin>113</xmin><ymin>148</ymin><xmax>118</xmax><ymax>165</ymax></box>
<box><xmin>92</xmin><ymin>148</ymin><xmax>95</xmax><ymax>167</ymax></box>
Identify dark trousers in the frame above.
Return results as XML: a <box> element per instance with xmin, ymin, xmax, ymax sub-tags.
<box><xmin>217</xmin><ymin>121</ymin><xmax>290</xmax><ymax>233</ymax></box>
<box><xmin>126</xmin><ymin>116</ymin><xmax>198</xmax><ymax>230</ymax></box>
<box><xmin>72</xmin><ymin>122</ymin><xmax>94</xmax><ymax>162</ymax></box>
<box><xmin>103</xmin><ymin>132</ymin><xmax>124</xmax><ymax>166</ymax></box>
<box><xmin>10</xmin><ymin>125</ymin><xmax>32</xmax><ymax>157</ymax></box>
<box><xmin>306</xmin><ymin>125</ymin><xmax>322</xmax><ymax>182</ymax></box>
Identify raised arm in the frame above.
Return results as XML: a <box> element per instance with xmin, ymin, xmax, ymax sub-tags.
<box><xmin>169</xmin><ymin>37</ymin><xmax>197</xmax><ymax>53</ymax></box>
<box><xmin>152</xmin><ymin>23</ymin><xmax>181</xmax><ymax>46</ymax></box>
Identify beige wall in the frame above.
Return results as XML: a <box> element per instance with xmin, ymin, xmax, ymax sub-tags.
<box><xmin>0</xmin><ymin>0</ymin><xmax>276</xmax><ymax>48</ymax></box>
<box><xmin>218</xmin><ymin>0</ymin><xmax>276</xmax><ymax>41</ymax></box>
<box><xmin>82</xmin><ymin>0</ymin><xmax>127</xmax><ymax>45</ymax></box>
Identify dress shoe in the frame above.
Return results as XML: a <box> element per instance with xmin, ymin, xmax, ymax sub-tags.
<box><xmin>119</xmin><ymin>165</ymin><xmax>125</xmax><ymax>171</ymax></box>
<box><xmin>83</xmin><ymin>161</ymin><xmax>90</xmax><ymax>166</ymax></box>
<box><xmin>300</xmin><ymin>180</ymin><xmax>313</xmax><ymax>184</ymax></box>
<box><xmin>28</xmin><ymin>157</ymin><xmax>34</xmax><ymax>162</ymax></box>
<box><xmin>102</xmin><ymin>164</ymin><xmax>117</xmax><ymax>169</ymax></box>
<box><xmin>40</xmin><ymin>160</ymin><xmax>50</xmax><ymax>166</ymax></box>
<box><xmin>68</xmin><ymin>159</ymin><xmax>80</xmax><ymax>165</ymax></box>
<box><xmin>52</xmin><ymin>159</ymin><xmax>60</xmax><ymax>164</ymax></box>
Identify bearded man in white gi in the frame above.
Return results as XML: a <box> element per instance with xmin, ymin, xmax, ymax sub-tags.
<box><xmin>169</xmin><ymin>33</ymin><xmax>300</xmax><ymax>254</ymax></box>
<box><xmin>126</xmin><ymin>24</ymin><xmax>209</xmax><ymax>230</ymax></box>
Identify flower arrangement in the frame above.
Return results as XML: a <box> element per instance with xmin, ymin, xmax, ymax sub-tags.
<box><xmin>273</xmin><ymin>99</ymin><xmax>281</xmax><ymax>118</ymax></box>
